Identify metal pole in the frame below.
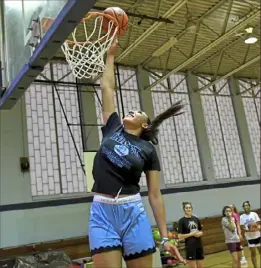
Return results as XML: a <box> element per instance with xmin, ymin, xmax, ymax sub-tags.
<box><xmin>116</xmin><ymin>64</ymin><xmax>125</xmax><ymax>118</ymax></box>
<box><xmin>34</xmin><ymin>79</ymin><xmax>100</xmax><ymax>87</ymax></box>
<box><xmin>50</xmin><ymin>63</ymin><xmax>63</xmax><ymax>194</ymax></box>
<box><xmin>76</xmin><ymin>78</ymin><xmax>87</xmax><ymax>152</ymax></box>
<box><xmin>52</xmin><ymin>83</ymin><xmax>86</xmax><ymax>175</ymax></box>
<box><xmin>213</xmin><ymin>85</ymin><xmax>231</xmax><ymax>178</ymax></box>
<box><xmin>0</xmin><ymin>61</ymin><xmax>2</xmax><ymax>97</ymax></box>
<box><xmin>0</xmin><ymin>0</ymin><xmax>7</xmax><ymax>92</ymax></box>
<box><xmin>167</xmin><ymin>77</ymin><xmax>185</xmax><ymax>182</ymax></box>
<box><xmin>68</xmin><ymin>123</ymin><xmax>104</xmax><ymax>127</ymax></box>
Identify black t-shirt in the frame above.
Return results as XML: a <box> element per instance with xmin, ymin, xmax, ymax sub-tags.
<box><xmin>178</xmin><ymin>215</ymin><xmax>203</xmax><ymax>248</ymax></box>
<box><xmin>92</xmin><ymin>112</ymin><xmax>161</xmax><ymax>196</ymax></box>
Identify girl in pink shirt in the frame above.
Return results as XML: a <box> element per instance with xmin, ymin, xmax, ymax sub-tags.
<box><xmin>232</xmin><ymin>211</ymin><xmax>240</xmax><ymax>223</ymax></box>
<box><xmin>230</xmin><ymin>204</ymin><xmax>247</xmax><ymax>264</ymax></box>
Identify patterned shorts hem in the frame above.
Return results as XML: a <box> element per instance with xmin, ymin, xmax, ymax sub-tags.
<box><xmin>91</xmin><ymin>245</ymin><xmax>122</xmax><ymax>256</ymax></box>
<box><xmin>123</xmin><ymin>247</ymin><xmax>156</xmax><ymax>261</ymax></box>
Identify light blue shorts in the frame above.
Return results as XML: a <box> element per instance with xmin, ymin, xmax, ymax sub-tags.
<box><xmin>88</xmin><ymin>194</ymin><xmax>156</xmax><ymax>261</ymax></box>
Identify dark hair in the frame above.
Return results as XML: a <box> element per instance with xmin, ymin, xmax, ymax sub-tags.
<box><xmin>140</xmin><ymin>100</ymin><xmax>185</xmax><ymax>145</ymax></box>
<box><xmin>182</xmin><ymin>202</ymin><xmax>192</xmax><ymax>210</ymax></box>
<box><xmin>222</xmin><ymin>206</ymin><xmax>232</xmax><ymax>217</ymax></box>
<box><xmin>242</xmin><ymin>201</ymin><xmax>250</xmax><ymax>207</ymax></box>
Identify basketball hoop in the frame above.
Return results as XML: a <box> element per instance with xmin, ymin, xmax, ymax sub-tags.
<box><xmin>42</xmin><ymin>13</ymin><xmax>119</xmax><ymax>80</ymax></box>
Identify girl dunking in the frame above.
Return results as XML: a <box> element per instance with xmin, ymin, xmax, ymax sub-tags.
<box><xmin>178</xmin><ymin>202</ymin><xmax>204</xmax><ymax>268</ymax></box>
<box><xmin>222</xmin><ymin>206</ymin><xmax>243</xmax><ymax>268</ymax></box>
<box><xmin>230</xmin><ymin>204</ymin><xmax>247</xmax><ymax>265</ymax></box>
<box><xmin>88</xmin><ymin>39</ymin><xmax>186</xmax><ymax>268</ymax></box>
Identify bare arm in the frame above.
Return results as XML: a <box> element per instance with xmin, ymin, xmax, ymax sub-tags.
<box><xmin>147</xmin><ymin>178</ymin><xmax>187</xmax><ymax>265</ymax></box>
<box><xmin>240</xmin><ymin>225</ymin><xmax>251</xmax><ymax>234</ymax></box>
<box><xmin>239</xmin><ymin>215</ymin><xmax>249</xmax><ymax>234</ymax></box>
<box><xmin>227</xmin><ymin>218</ymin><xmax>236</xmax><ymax>232</ymax></box>
<box><xmin>254</xmin><ymin>213</ymin><xmax>261</xmax><ymax>230</ymax></box>
<box><xmin>236</xmin><ymin>221</ymin><xmax>242</xmax><ymax>237</ymax></box>
<box><xmin>178</xmin><ymin>221</ymin><xmax>202</xmax><ymax>240</ymax></box>
<box><xmin>101</xmin><ymin>40</ymin><xmax>117</xmax><ymax>124</ymax></box>
<box><xmin>146</xmin><ymin>170</ymin><xmax>168</xmax><ymax>238</ymax></box>
<box><xmin>178</xmin><ymin>232</ymin><xmax>197</xmax><ymax>241</ymax></box>
<box><xmin>222</xmin><ymin>217</ymin><xmax>236</xmax><ymax>232</ymax></box>
<box><xmin>195</xmin><ymin>218</ymin><xmax>203</xmax><ymax>237</ymax></box>
<box><xmin>241</xmin><ymin>220</ymin><xmax>261</xmax><ymax>234</ymax></box>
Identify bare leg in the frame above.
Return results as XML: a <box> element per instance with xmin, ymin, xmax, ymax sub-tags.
<box><xmin>196</xmin><ymin>260</ymin><xmax>204</xmax><ymax>268</ymax></box>
<box><xmin>187</xmin><ymin>260</ymin><xmax>197</xmax><ymax>268</ymax></box>
<box><xmin>93</xmin><ymin>250</ymin><xmax>122</xmax><ymax>268</ymax></box>
<box><xmin>231</xmin><ymin>252</ymin><xmax>240</xmax><ymax>268</ymax></box>
<box><xmin>257</xmin><ymin>246</ymin><xmax>261</xmax><ymax>255</ymax></box>
<box><xmin>237</xmin><ymin>251</ymin><xmax>242</xmax><ymax>268</ymax></box>
<box><xmin>241</xmin><ymin>249</ymin><xmax>245</xmax><ymax>257</ymax></box>
<box><xmin>240</xmin><ymin>249</ymin><xmax>247</xmax><ymax>264</ymax></box>
<box><xmin>249</xmin><ymin>247</ymin><xmax>257</xmax><ymax>268</ymax></box>
<box><xmin>126</xmin><ymin>254</ymin><xmax>153</xmax><ymax>268</ymax></box>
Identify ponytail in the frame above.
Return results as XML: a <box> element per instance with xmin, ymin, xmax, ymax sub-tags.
<box><xmin>140</xmin><ymin>100</ymin><xmax>185</xmax><ymax>145</ymax></box>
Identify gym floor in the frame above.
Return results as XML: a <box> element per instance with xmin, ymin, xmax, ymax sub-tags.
<box><xmin>204</xmin><ymin>248</ymin><xmax>260</xmax><ymax>268</ymax></box>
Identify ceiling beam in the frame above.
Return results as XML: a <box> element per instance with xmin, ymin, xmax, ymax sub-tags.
<box><xmin>211</xmin><ymin>0</ymin><xmax>233</xmax><ymax>80</ymax></box>
<box><xmin>196</xmin><ymin>55</ymin><xmax>260</xmax><ymax>92</ymax></box>
<box><xmin>254</xmin><ymin>89</ymin><xmax>260</xmax><ymax>97</ymax></box>
<box><xmin>121</xmin><ymin>0</ymin><xmax>145</xmax><ymax>62</ymax></box>
<box><xmin>237</xmin><ymin>82</ymin><xmax>260</xmax><ymax>96</ymax></box>
<box><xmin>115</xmin><ymin>0</ymin><xmax>187</xmax><ymax>62</ymax></box>
<box><xmin>143</xmin><ymin>9</ymin><xmax>260</xmax><ymax>91</ymax></box>
<box><xmin>92</xmin><ymin>0</ymin><xmax>227</xmax><ymax>83</ymax></box>
<box><xmin>142</xmin><ymin>0</ymin><xmax>228</xmax><ymax>66</ymax></box>
<box><xmin>191</xmin><ymin>35</ymin><xmax>245</xmax><ymax>71</ymax></box>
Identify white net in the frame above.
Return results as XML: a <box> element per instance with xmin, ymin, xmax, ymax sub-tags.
<box><xmin>61</xmin><ymin>14</ymin><xmax>118</xmax><ymax>80</ymax></box>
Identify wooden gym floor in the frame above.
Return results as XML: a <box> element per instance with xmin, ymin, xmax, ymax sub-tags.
<box><xmin>204</xmin><ymin>247</ymin><xmax>260</xmax><ymax>267</ymax></box>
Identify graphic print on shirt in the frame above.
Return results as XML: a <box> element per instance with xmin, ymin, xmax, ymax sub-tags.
<box><xmin>243</xmin><ymin>216</ymin><xmax>256</xmax><ymax>228</ymax></box>
<box><xmin>188</xmin><ymin>221</ymin><xmax>198</xmax><ymax>232</ymax></box>
<box><xmin>102</xmin><ymin>132</ymin><xmax>142</xmax><ymax>170</ymax></box>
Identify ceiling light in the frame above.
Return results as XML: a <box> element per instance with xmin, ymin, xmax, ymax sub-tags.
<box><xmin>244</xmin><ymin>37</ymin><xmax>258</xmax><ymax>44</ymax></box>
<box><xmin>245</xmin><ymin>27</ymin><xmax>254</xmax><ymax>34</ymax></box>
<box><xmin>152</xmin><ymin>37</ymin><xmax>178</xmax><ymax>57</ymax></box>
<box><xmin>244</xmin><ymin>27</ymin><xmax>257</xmax><ymax>44</ymax></box>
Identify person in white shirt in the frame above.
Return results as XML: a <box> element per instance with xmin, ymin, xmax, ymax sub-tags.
<box><xmin>240</xmin><ymin>201</ymin><xmax>261</xmax><ymax>268</ymax></box>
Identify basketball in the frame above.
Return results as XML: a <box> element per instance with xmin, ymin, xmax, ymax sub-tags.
<box><xmin>102</xmin><ymin>7</ymin><xmax>128</xmax><ymax>36</ymax></box>
<box><xmin>248</xmin><ymin>222</ymin><xmax>258</xmax><ymax>231</ymax></box>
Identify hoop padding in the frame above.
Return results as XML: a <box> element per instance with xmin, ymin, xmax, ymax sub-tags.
<box><xmin>61</xmin><ymin>13</ymin><xmax>118</xmax><ymax>79</ymax></box>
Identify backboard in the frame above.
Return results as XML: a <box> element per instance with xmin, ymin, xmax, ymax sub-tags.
<box><xmin>2</xmin><ymin>0</ymin><xmax>68</xmax><ymax>88</ymax></box>
<box><xmin>0</xmin><ymin>0</ymin><xmax>96</xmax><ymax>109</ymax></box>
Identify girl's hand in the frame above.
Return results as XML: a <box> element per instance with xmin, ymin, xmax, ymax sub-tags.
<box><xmin>194</xmin><ymin>231</ymin><xmax>203</xmax><ymax>238</ymax></box>
<box><xmin>107</xmin><ymin>38</ymin><xmax>118</xmax><ymax>56</ymax></box>
<box><xmin>163</xmin><ymin>242</ymin><xmax>187</xmax><ymax>265</ymax></box>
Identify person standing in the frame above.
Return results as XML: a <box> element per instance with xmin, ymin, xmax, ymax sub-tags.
<box><xmin>222</xmin><ymin>205</ymin><xmax>243</xmax><ymax>268</ymax></box>
<box><xmin>178</xmin><ymin>202</ymin><xmax>204</xmax><ymax>268</ymax></box>
<box><xmin>240</xmin><ymin>201</ymin><xmax>261</xmax><ymax>268</ymax></box>
<box><xmin>230</xmin><ymin>204</ymin><xmax>247</xmax><ymax>265</ymax></box>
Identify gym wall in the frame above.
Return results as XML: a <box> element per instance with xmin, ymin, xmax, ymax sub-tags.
<box><xmin>0</xmin><ymin>64</ymin><xmax>259</xmax><ymax>248</ymax></box>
